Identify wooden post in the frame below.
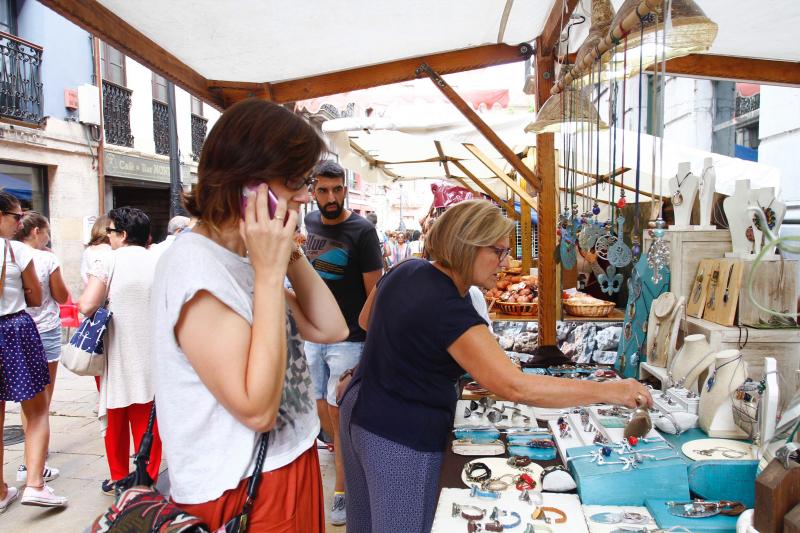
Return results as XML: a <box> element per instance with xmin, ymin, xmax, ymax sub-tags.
<box><xmin>417</xmin><ymin>63</ymin><xmax>542</xmax><ymax>192</ymax></box>
<box><xmin>450</xmin><ymin>160</ymin><xmax>520</xmax><ymax>220</ymax></box>
<box><xmin>537</xmin><ymin>133</ymin><xmax>560</xmax><ymax>342</ymax></box>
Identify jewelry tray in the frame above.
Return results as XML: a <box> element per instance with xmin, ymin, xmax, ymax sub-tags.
<box><xmin>454</xmin><ymin>400</ymin><xmax>538</xmax><ymax>429</ymax></box>
<box><xmin>431</xmin><ymin>488</ymin><xmax>588</xmax><ymax>533</ymax></box>
<box><xmin>582</xmin><ymin>505</ymin><xmax>657</xmax><ymax>533</ymax></box>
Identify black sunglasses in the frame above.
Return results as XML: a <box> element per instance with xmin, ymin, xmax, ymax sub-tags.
<box><xmin>285</xmin><ymin>173</ymin><xmax>315</xmax><ymax>191</ymax></box>
<box><xmin>3</xmin><ymin>211</ymin><xmax>23</xmax><ymax>222</ymax></box>
<box><xmin>105</xmin><ymin>227</ymin><xmax>124</xmax><ymax>234</ymax></box>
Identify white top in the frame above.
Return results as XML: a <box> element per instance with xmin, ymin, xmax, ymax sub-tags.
<box><xmin>468</xmin><ymin>286</ymin><xmax>493</xmax><ymax>334</ymax></box>
<box><xmin>89</xmin><ymin>246</ymin><xmax>158</xmax><ymax>411</ymax></box>
<box><xmin>80</xmin><ymin>243</ymin><xmax>112</xmax><ymax>288</ymax></box>
<box><xmin>0</xmin><ymin>240</ymin><xmax>32</xmax><ymax>316</ymax></box>
<box><xmin>148</xmin><ymin>234</ymin><xmax>176</xmax><ymax>260</ymax></box>
<box><xmin>26</xmin><ymin>247</ymin><xmax>62</xmax><ymax>332</ymax></box>
<box><xmin>151</xmin><ymin>233</ymin><xmax>319</xmax><ymax>504</ymax></box>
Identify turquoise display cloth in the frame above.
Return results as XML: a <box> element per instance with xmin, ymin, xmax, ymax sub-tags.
<box><xmin>616</xmin><ymin>255</ymin><xmax>669</xmax><ymax>378</ymax></box>
<box><xmin>646</xmin><ymin>499</ymin><xmax>739</xmax><ymax>532</ymax></box>
<box><xmin>661</xmin><ymin>428</ymin><xmax>757</xmax><ymax>507</ymax></box>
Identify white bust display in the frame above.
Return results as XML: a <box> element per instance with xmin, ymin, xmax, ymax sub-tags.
<box><xmin>698</xmin><ymin>350</ymin><xmax>748</xmax><ymax>439</ymax></box>
<box><xmin>723</xmin><ymin>180</ymin><xmax>753</xmax><ymax>258</ymax></box>
<box><xmin>669</xmin><ymin>162</ymin><xmax>699</xmax><ymax>229</ymax></box>
<box><xmin>667</xmin><ymin>334</ymin><xmax>715</xmax><ymax>394</ymax></box>
<box><xmin>696</xmin><ymin>157</ymin><xmax>716</xmax><ymax>230</ymax></box>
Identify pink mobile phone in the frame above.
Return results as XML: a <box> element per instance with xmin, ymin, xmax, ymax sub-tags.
<box><xmin>241</xmin><ymin>183</ymin><xmax>279</xmax><ymax>220</ymax></box>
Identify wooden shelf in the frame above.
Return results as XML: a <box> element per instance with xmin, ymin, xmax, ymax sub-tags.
<box><xmin>640</xmin><ymin>362</ymin><xmax>669</xmax><ymax>390</ymax></box>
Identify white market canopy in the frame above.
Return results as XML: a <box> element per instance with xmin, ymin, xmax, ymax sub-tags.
<box><xmin>40</xmin><ymin>0</ymin><xmax>800</xmax><ymax>111</ymax></box>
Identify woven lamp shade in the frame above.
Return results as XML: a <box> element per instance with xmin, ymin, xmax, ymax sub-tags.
<box><xmin>604</xmin><ymin>0</ymin><xmax>718</xmax><ymax>79</ymax></box>
<box><xmin>525</xmin><ymin>85</ymin><xmax>608</xmax><ymax>134</ymax></box>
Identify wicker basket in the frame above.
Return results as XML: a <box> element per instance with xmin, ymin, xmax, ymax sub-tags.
<box><xmin>563</xmin><ymin>300</ymin><xmax>615</xmax><ymax>318</ymax></box>
<box><xmin>497</xmin><ymin>300</ymin><xmax>538</xmax><ymax>316</ymax></box>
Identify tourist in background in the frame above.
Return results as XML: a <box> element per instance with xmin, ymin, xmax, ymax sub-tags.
<box><xmin>0</xmin><ymin>192</ymin><xmax>67</xmax><ymax>509</ymax></box>
<box><xmin>14</xmin><ymin>212</ymin><xmax>69</xmax><ymax>485</ymax></box>
<box><xmin>79</xmin><ymin>206</ymin><xmax>161</xmax><ymax>495</ymax></box>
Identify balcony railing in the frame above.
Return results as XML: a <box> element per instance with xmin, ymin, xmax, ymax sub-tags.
<box><xmin>735</xmin><ymin>93</ymin><xmax>760</xmax><ymax>118</ymax></box>
<box><xmin>190</xmin><ymin>113</ymin><xmax>207</xmax><ymax>161</ymax></box>
<box><xmin>102</xmin><ymin>80</ymin><xmax>134</xmax><ymax>147</ymax></box>
<box><xmin>152</xmin><ymin>100</ymin><xmax>170</xmax><ymax>155</ymax></box>
<box><xmin>0</xmin><ymin>31</ymin><xmax>43</xmax><ymax>124</ymax></box>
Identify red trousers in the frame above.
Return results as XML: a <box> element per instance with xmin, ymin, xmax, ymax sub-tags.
<box><xmin>104</xmin><ymin>401</ymin><xmax>162</xmax><ymax>482</ymax></box>
<box><xmin>176</xmin><ymin>446</ymin><xmax>324</xmax><ymax>532</ymax></box>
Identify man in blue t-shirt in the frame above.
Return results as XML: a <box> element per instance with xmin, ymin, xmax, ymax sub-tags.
<box><xmin>303</xmin><ymin>160</ymin><xmax>383</xmax><ymax>526</ymax></box>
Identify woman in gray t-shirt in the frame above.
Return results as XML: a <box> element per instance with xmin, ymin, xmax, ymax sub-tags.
<box><xmin>151</xmin><ymin>99</ymin><xmax>347</xmax><ymax>531</ymax></box>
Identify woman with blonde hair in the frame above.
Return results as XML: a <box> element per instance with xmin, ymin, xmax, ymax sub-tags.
<box><xmin>80</xmin><ymin>214</ymin><xmax>111</xmax><ymax>289</ymax></box>
<box><xmin>340</xmin><ymin>199</ymin><xmax>652</xmax><ymax>533</ymax></box>
<box><xmin>150</xmin><ymin>98</ymin><xmax>347</xmax><ymax>530</ymax></box>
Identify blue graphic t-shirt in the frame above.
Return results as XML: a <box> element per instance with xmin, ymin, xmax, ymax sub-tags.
<box><xmin>304</xmin><ymin>211</ymin><xmax>384</xmax><ymax>342</ymax></box>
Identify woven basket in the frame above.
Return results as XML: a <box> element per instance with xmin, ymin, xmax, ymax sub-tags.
<box><xmin>497</xmin><ymin>301</ymin><xmax>538</xmax><ymax>316</ymax></box>
<box><xmin>563</xmin><ymin>300</ymin><xmax>615</xmax><ymax>318</ymax></box>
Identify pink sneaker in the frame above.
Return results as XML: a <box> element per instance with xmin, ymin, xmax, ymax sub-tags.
<box><xmin>0</xmin><ymin>486</ymin><xmax>18</xmax><ymax>512</ymax></box>
<box><xmin>20</xmin><ymin>484</ymin><xmax>67</xmax><ymax>507</ymax></box>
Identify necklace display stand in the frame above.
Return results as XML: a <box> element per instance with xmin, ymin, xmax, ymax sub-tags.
<box><xmin>724</xmin><ymin>180</ymin><xmax>756</xmax><ymax>259</ymax></box>
<box><xmin>667</xmin><ymin>334</ymin><xmax>715</xmax><ymax>394</ymax></box>
<box><xmin>694</xmin><ymin>157</ymin><xmax>716</xmax><ymax>230</ymax></box>
<box><xmin>698</xmin><ymin>350</ymin><xmax>748</xmax><ymax>439</ymax></box>
<box><xmin>645</xmin><ymin>293</ymin><xmax>685</xmax><ymax>368</ymax></box>
<box><xmin>668</xmin><ymin>162</ymin><xmax>699</xmax><ymax>229</ymax></box>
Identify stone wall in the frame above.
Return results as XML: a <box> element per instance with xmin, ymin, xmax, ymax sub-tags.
<box><xmin>494</xmin><ymin>320</ymin><xmax>623</xmax><ymax>365</ymax></box>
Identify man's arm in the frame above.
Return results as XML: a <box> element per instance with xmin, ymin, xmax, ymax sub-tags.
<box><xmin>362</xmin><ymin>269</ymin><xmax>382</xmax><ymax>297</ymax></box>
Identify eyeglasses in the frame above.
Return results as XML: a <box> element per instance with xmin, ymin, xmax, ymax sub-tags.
<box><xmin>486</xmin><ymin>246</ymin><xmax>510</xmax><ymax>262</ymax></box>
<box><xmin>105</xmin><ymin>227</ymin><xmax>124</xmax><ymax>234</ymax></box>
<box><xmin>3</xmin><ymin>211</ymin><xmax>22</xmax><ymax>222</ymax></box>
<box><xmin>285</xmin><ymin>173</ymin><xmax>315</xmax><ymax>191</ymax></box>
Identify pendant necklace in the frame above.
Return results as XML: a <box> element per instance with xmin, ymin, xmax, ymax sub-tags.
<box><xmin>672</xmin><ymin>171</ymin><xmax>691</xmax><ymax>207</ymax></box>
<box><xmin>752</xmin><ymin>197</ymin><xmax>776</xmax><ymax>232</ymax></box>
<box><xmin>706</xmin><ymin>355</ymin><xmax>743</xmax><ymax>392</ymax></box>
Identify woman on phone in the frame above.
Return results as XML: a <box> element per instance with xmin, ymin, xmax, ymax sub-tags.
<box><xmin>151</xmin><ymin>98</ymin><xmax>347</xmax><ymax>530</ymax></box>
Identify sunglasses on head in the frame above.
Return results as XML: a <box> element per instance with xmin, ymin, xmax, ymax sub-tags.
<box><xmin>106</xmin><ymin>227</ymin><xmax>124</xmax><ymax>234</ymax></box>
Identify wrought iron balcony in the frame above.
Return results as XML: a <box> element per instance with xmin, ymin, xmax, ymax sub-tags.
<box><xmin>0</xmin><ymin>31</ymin><xmax>43</xmax><ymax>124</ymax></box>
<box><xmin>735</xmin><ymin>93</ymin><xmax>760</xmax><ymax>118</ymax></box>
<box><xmin>190</xmin><ymin>113</ymin><xmax>207</xmax><ymax>161</ymax></box>
<box><xmin>102</xmin><ymin>81</ymin><xmax>134</xmax><ymax>147</ymax></box>
<box><xmin>152</xmin><ymin>100</ymin><xmax>170</xmax><ymax>155</ymax></box>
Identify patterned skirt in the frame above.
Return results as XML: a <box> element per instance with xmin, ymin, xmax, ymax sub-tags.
<box><xmin>0</xmin><ymin>311</ymin><xmax>49</xmax><ymax>401</ymax></box>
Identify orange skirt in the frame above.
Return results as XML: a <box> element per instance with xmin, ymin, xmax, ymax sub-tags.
<box><xmin>175</xmin><ymin>445</ymin><xmax>324</xmax><ymax>532</ymax></box>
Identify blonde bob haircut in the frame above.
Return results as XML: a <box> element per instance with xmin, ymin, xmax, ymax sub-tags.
<box><xmin>425</xmin><ymin>199</ymin><xmax>515</xmax><ymax>283</ymax></box>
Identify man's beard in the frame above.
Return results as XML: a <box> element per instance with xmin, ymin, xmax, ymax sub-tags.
<box><xmin>318</xmin><ymin>200</ymin><xmax>344</xmax><ymax>220</ymax></box>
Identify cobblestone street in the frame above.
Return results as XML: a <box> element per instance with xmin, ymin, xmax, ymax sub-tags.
<box><xmin>2</xmin><ymin>367</ymin><xmax>344</xmax><ymax>532</ymax></box>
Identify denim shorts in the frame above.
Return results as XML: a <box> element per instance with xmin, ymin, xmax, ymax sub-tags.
<box><xmin>304</xmin><ymin>341</ymin><xmax>363</xmax><ymax>406</ymax></box>
<box><xmin>38</xmin><ymin>326</ymin><xmax>62</xmax><ymax>363</ymax></box>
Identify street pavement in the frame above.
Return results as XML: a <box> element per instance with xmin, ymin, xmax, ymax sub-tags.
<box><xmin>1</xmin><ymin>366</ymin><xmax>344</xmax><ymax>532</ymax></box>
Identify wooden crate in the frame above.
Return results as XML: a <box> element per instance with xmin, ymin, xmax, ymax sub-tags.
<box><xmin>643</xmin><ymin>229</ymin><xmax>732</xmax><ymax>302</ymax></box>
<box><xmin>737</xmin><ymin>260</ymin><xmax>799</xmax><ymax>326</ymax></box>
<box><xmin>682</xmin><ymin>316</ymin><xmax>800</xmax><ymax>402</ymax></box>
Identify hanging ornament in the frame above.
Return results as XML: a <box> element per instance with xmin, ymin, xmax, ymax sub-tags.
<box><xmin>616</xmin><ymin>196</ymin><xmax>626</xmax><ymax>209</ymax></box>
<box><xmin>752</xmin><ymin>206</ymin><xmax>776</xmax><ymax>232</ymax></box>
<box><xmin>745</xmin><ymin>226</ymin><xmax>755</xmax><ymax>242</ymax></box>
<box><xmin>592</xmin><ymin>203</ymin><xmax>601</xmax><ymax>216</ymax></box>
<box><xmin>595</xmin><ymin>223</ymin><xmax>617</xmax><ymax>261</ymax></box>
<box><xmin>646</xmin><ymin>219</ymin><xmax>671</xmax><ymax>285</ymax></box>
<box><xmin>607</xmin><ymin>216</ymin><xmax>633</xmax><ymax>268</ymax></box>
<box><xmin>598</xmin><ymin>264</ymin><xmax>623</xmax><ymax>295</ymax></box>
<box><xmin>579</xmin><ymin>222</ymin><xmax>601</xmax><ymax>251</ymax></box>
<box><xmin>631</xmin><ymin>235</ymin><xmax>641</xmax><ymax>259</ymax></box>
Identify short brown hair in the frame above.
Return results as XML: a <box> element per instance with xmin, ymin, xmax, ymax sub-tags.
<box><xmin>14</xmin><ymin>211</ymin><xmax>48</xmax><ymax>242</ymax></box>
<box><xmin>184</xmin><ymin>99</ymin><xmax>325</xmax><ymax>231</ymax></box>
<box><xmin>425</xmin><ymin>200</ymin><xmax>515</xmax><ymax>282</ymax></box>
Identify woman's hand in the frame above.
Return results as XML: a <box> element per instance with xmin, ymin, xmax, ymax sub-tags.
<box><xmin>612</xmin><ymin>378</ymin><xmax>653</xmax><ymax>409</ymax></box>
<box><xmin>239</xmin><ymin>184</ymin><xmax>297</xmax><ymax>276</ymax></box>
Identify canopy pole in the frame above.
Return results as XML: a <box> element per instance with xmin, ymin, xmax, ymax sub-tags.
<box><xmin>463</xmin><ymin>144</ymin><xmax>538</xmax><ymax>211</ymax></box>
<box><xmin>416</xmin><ymin>63</ymin><xmax>543</xmax><ymax>192</ymax></box>
<box><xmin>519</xmin><ymin>148</ymin><xmax>536</xmax><ymax>275</ymax></box>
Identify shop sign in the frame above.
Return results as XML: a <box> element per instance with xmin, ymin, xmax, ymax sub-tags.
<box><xmin>0</xmin><ymin>125</ymin><xmax>45</xmax><ymax>146</ymax></box>
<box><xmin>104</xmin><ymin>151</ymin><xmax>171</xmax><ymax>183</ymax></box>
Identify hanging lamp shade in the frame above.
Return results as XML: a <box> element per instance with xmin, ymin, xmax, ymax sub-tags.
<box><xmin>525</xmin><ymin>82</ymin><xmax>608</xmax><ymax>134</ymax></box>
<box><xmin>604</xmin><ymin>0</ymin><xmax>718</xmax><ymax>79</ymax></box>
